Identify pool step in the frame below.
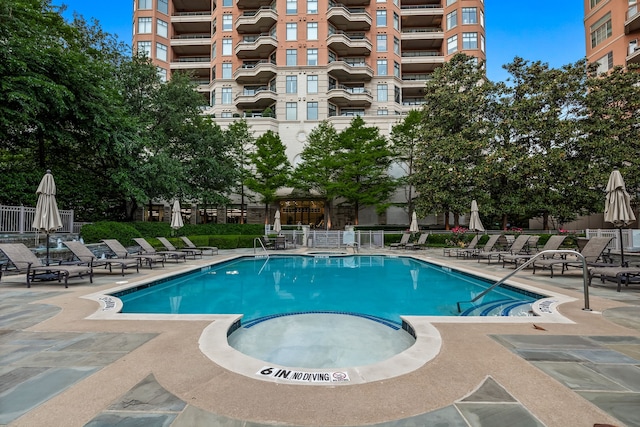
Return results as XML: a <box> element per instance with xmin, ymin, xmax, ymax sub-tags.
<box><xmin>461</xmin><ymin>299</ymin><xmax>535</xmax><ymax>317</ymax></box>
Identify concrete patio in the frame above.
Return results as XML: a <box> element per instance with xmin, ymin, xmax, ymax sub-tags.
<box><xmin>0</xmin><ymin>247</ymin><xmax>639</xmax><ymax>426</ymax></box>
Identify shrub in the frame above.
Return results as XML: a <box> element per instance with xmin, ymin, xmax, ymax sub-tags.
<box><xmin>130</xmin><ymin>221</ymin><xmax>173</xmax><ymax>238</ymax></box>
<box><xmin>180</xmin><ymin>223</ymin><xmax>264</xmax><ymax>236</ymax></box>
<box><xmin>80</xmin><ymin>221</ymin><xmax>141</xmax><ymax>245</ymax></box>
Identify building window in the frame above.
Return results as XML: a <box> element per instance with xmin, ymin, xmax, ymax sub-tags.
<box><xmin>377</xmin><ymin>34</ymin><xmax>387</xmax><ymax>52</ymax></box>
<box><xmin>377</xmin><ymin>59</ymin><xmax>387</xmax><ymax>75</ymax></box>
<box><xmin>462</xmin><ymin>8</ymin><xmax>477</xmax><ymax>24</ymax></box>
<box><xmin>377</xmin><ymin>84</ymin><xmax>388</xmax><ymax>101</ymax></box>
<box><xmin>590</xmin><ymin>12</ymin><xmax>612</xmax><ymax>48</ymax></box>
<box><xmin>286</xmin><ymin>49</ymin><xmax>297</xmax><ymax>66</ymax></box>
<box><xmin>286</xmin><ymin>102</ymin><xmax>297</xmax><ymax>120</ymax></box>
<box><xmin>212</xmin><ymin>42</ymin><xmax>216</xmax><ymax>58</ymax></box>
<box><xmin>594</xmin><ymin>51</ymin><xmax>613</xmax><ymax>74</ymax></box>
<box><xmin>157</xmin><ymin>67</ymin><xmax>167</xmax><ymax>82</ymax></box>
<box><xmin>307</xmin><ymin>22</ymin><xmax>318</xmax><ymax>40</ymax></box>
<box><xmin>328</xmin><ymin>103</ymin><xmax>337</xmax><ymax>117</ymax></box>
<box><xmin>376</xmin><ymin>10</ymin><xmax>387</xmax><ymax>26</ymax></box>
<box><xmin>394</xmin><ymin>85</ymin><xmax>401</xmax><ymax>103</ymax></box>
<box><xmin>158</xmin><ymin>0</ymin><xmax>168</xmax><ymax>14</ymax></box>
<box><xmin>137</xmin><ymin>41</ymin><xmax>151</xmax><ymax>57</ymax></box>
<box><xmin>307</xmin><ymin>48</ymin><xmax>318</xmax><ymax>65</ymax></box>
<box><xmin>286</xmin><ymin>23</ymin><xmax>297</xmax><ymax>40</ymax></box>
<box><xmin>480</xmin><ymin>10</ymin><xmax>484</xmax><ymax>27</ymax></box>
<box><xmin>394</xmin><ymin>36</ymin><xmax>400</xmax><ymax>54</ymax></box>
<box><xmin>222</xmin><ymin>88</ymin><xmax>232</xmax><ymax>104</ymax></box>
<box><xmin>223</xmin><ymin>14</ymin><xmax>233</xmax><ymax>31</ymax></box>
<box><xmin>223</xmin><ymin>0</ymin><xmax>232</xmax><ymax>6</ymax></box>
<box><xmin>156</xmin><ymin>19</ymin><xmax>168</xmax><ymax>37</ymax></box>
<box><xmin>447</xmin><ymin>35</ymin><xmax>458</xmax><ymax>54</ymax></box>
<box><xmin>446</xmin><ymin>0</ymin><xmax>456</xmax><ymax>5</ymax></box>
<box><xmin>394</xmin><ymin>61</ymin><xmax>400</xmax><ymax>77</ymax></box>
<box><xmin>307</xmin><ymin>75</ymin><xmax>318</xmax><ymax>93</ymax></box>
<box><xmin>138</xmin><ymin>17</ymin><xmax>152</xmax><ymax>34</ymax></box>
<box><xmin>480</xmin><ymin>34</ymin><xmax>485</xmax><ymax>52</ymax></box>
<box><xmin>286</xmin><ymin>75</ymin><xmax>298</xmax><ymax>93</ymax></box>
<box><xmin>138</xmin><ymin>0</ymin><xmax>152</xmax><ymax>10</ymax></box>
<box><xmin>446</xmin><ymin>11</ymin><xmax>457</xmax><ymax>30</ymax></box>
<box><xmin>377</xmin><ymin>109</ymin><xmax>388</xmax><ymax>115</ymax></box>
<box><xmin>156</xmin><ymin>42</ymin><xmax>167</xmax><ymax>61</ymax></box>
<box><xmin>393</xmin><ymin>12</ymin><xmax>399</xmax><ymax>30</ymax></box>
<box><xmin>287</xmin><ymin>0</ymin><xmax>297</xmax><ymax>14</ymax></box>
<box><xmin>221</xmin><ymin>112</ymin><xmax>232</xmax><ymax>118</ymax></box>
<box><xmin>211</xmin><ymin>89</ymin><xmax>215</xmax><ymax>105</ymax></box>
<box><xmin>222</xmin><ymin>63</ymin><xmax>232</xmax><ymax>79</ymax></box>
<box><xmin>462</xmin><ymin>32</ymin><xmax>477</xmax><ymax>49</ymax></box>
<box><xmin>590</xmin><ymin>0</ymin><xmax>603</xmax><ymax>7</ymax></box>
<box><xmin>308</xmin><ymin>0</ymin><xmax>318</xmax><ymax>13</ymax></box>
<box><xmin>307</xmin><ymin>102</ymin><xmax>318</xmax><ymax>120</ymax></box>
<box><xmin>222</xmin><ymin>39</ymin><xmax>232</xmax><ymax>55</ymax></box>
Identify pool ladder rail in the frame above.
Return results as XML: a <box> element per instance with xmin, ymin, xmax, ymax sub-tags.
<box><xmin>253</xmin><ymin>237</ymin><xmax>270</xmax><ymax>258</ymax></box>
<box><xmin>456</xmin><ymin>250</ymin><xmax>590</xmax><ymax>313</ymax></box>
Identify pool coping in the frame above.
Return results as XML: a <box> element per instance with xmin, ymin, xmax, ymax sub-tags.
<box><xmin>81</xmin><ymin>252</ymin><xmax>578</xmax><ymax>385</ymax></box>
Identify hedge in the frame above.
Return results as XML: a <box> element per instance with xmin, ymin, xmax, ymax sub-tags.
<box><xmin>80</xmin><ymin>222</ymin><xmax>142</xmax><ymax>245</ymax></box>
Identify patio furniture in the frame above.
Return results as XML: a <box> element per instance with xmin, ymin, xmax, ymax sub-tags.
<box><xmin>532</xmin><ymin>237</ymin><xmax>613</xmax><ymax>278</ymax></box>
<box><xmin>157</xmin><ymin>237</ymin><xmax>202</xmax><ymax>259</ymax></box>
<box><xmin>180</xmin><ymin>236</ymin><xmax>218</xmax><ymax>255</ymax></box>
<box><xmin>102</xmin><ymin>239</ymin><xmax>165</xmax><ymax>269</ymax></box>
<box><xmin>64</xmin><ymin>241</ymin><xmax>139</xmax><ymax>276</ymax></box>
<box><xmin>502</xmin><ymin>235</ymin><xmax>566</xmax><ymax>269</ymax></box>
<box><xmin>133</xmin><ymin>238</ymin><xmax>187</xmax><ymax>263</ymax></box>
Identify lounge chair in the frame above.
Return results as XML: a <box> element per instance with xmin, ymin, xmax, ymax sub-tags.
<box><xmin>64</xmin><ymin>241</ymin><xmax>139</xmax><ymax>275</ymax></box>
<box><xmin>532</xmin><ymin>236</ymin><xmax>613</xmax><ymax>278</ymax></box>
<box><xmin>588</xmin><ymin>265</ymin><xmax>640</xmax><ymax>292</ymax></box>
<box><xmin>477</xmin><ymin>234</ymin><xmax>530</xmax><ymax>264</ymax></box>
<box><xmin>502</xmin><ymin>235</ymin><xmax>566</xmax><ymax>269</ymax></box>
<box><xmin>180</xmin><ymin>236</ymin><xmax>218</xmax><ymax>255</ymax></box>
<box><xmin>406</xmin><ymin>233</ymin><xmax>429</xmax><ymax>250</ymax></box>
<box><xmin>0</xmin><ymin>243</ymin><xmax>92</xmax><ymax>288</ymax></box>
<box><xmin>157</xmin><ymin>237</ymin><xmax>202</xmax><ymax>259</ymax></box>
<box><xmin>390</xmin><ymin>233</ymin><xmax>411</xmax><ymax>249</ymax></box>
<box><xmin>102</xmin><ymin>239</ymin><xmax>165</xmax><ymax>269</ymax></box>
<box><xmin>342</xmin><ymin>230</ymin><xmax>359</xmax><ymax>253</ymax></box>
<box><xmin>274</xmin><ymin>236</ymin><xmax>286</xmax><ymax>250</ymax></box>
<box><xmin>259</xmin><ymin>236</ymin><xmax>275</xmax><ymax>250</ymax></box>
<box><xmin>457</xmin><ymin>234</ymin><xmax>500</xmax><ymax>259</ymax></box>
<box><xmin>132</xmin><ymin>238</ymin><xmax>187</xmax><ymax>262</ymax></box>
<box><xmin>444</xmin><ymin>235</ymin><xmax>478</xmax><ymax>257</ymax></box>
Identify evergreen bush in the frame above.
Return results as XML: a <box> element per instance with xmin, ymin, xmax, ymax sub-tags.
<box><xmin>80</xmin><ymin>222</ymin><xmax>142</xmax><ymax>245</ymax></box>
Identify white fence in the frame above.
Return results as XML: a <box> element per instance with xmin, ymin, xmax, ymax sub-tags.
<box><xmin>0</xmin><ymin>205</ymin><xmax>75</xmax><ymax>234</ymax></box>
<box><xmin>265</xmin><ymin>226</ymin><xmax>385</xmax><ymax>249</ymax></box>
<box><xmin>586</xmin><ymin>228</ymin><xmax>638</xmax><ymax>252</ymax></box>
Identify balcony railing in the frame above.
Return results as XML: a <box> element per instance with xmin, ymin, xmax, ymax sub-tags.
<box><xmin>175</xmin><ymin>57</ymin><xmax>211</xmax><ymax>62</ymax></box>
<box><xmin>173</xmin><ymin>34</ymin><xmax>211</xmax><ymax>39</ymax></box>
<box><xmin>241</xmin><ymin>59</ymin><xmax>277</xmax><ymax>68</ymax></box>
<box><xmin>401</xmin><ymin>27</ymin><xmax>442</xmax><ymax>33</ymax></box>
<box><xmin>328</xmin><ymin>84</ymin><xmax>370</xmax><ymax>95</ymax></box>
<box><xmin>400</xmin><ymin>4</ymin><xmax>442</xmax><ymax>9</ymax></box>
<box><xmin>401</xmin><ymin>51</ymin><xmax>441</xmax><ymax>57</ymax></box>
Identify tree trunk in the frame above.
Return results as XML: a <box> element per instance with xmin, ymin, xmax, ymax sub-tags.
<box><xmin>501</xmin><ymin>214</ymin><xmax>508</xmax><ymax>230</ymax></box>
<box><xmin>444</xmin><ymin>211</ymin><xmax>450</xmax><ymax>230</ymax></box>
<box><xmin>240</xmin><ymin>185</ymin><xmax>245</xmax><ymax>224</ymax></box>
<box><xmin>542</xmin><ymin>212</ymin><xmax>549</xmax><ymax>231</ymax></box>
<box><xmin>264</xmin><ymin>203</ymin><xmax>269</xmax><ymax>225</ymax></box>
<box><xmin>354</xmin><ymin>201</ymin><xmax>359</xmax><ymax>226</ymax></box>
<box><xmin>453</xmin><ymin>212</ymin><xmax>460</xmax><ymax>228</ymax></box>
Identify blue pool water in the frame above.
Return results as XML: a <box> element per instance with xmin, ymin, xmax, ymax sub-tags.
<box><xmin>115</xmin><ymin>255</ymin><xmax>544</xmax><ymax>322</ymax></box>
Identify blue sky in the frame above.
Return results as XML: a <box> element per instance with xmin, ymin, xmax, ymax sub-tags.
<box><xmin>55</xmin><ymin>0</ymin><xmax>586</xmax><ymax>83</ymax></box>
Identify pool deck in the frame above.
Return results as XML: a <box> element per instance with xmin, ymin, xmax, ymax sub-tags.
<box><xmin>1</xmin><ymin>247</ymin><xmax>639</xmax><ymax>427</ymax></box>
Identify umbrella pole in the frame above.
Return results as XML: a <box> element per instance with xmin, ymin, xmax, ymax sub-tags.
<box><xmin>45</xmin><ymin>232</ymin><xmax>50</xmax><ymax>266</ymax></box>
<box><xmin>619</xmin><ymin>227</ymin><xmax>626</xmax><ymax>267</ymax></box>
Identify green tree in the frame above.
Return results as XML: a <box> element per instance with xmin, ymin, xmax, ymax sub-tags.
<box><xmin>292</xmin><ymin>121</ymin><xmax>339</xmax><ymax>228</ymax></box>
<box><xmin>412</xmin><ymin>54</ymin><xmax>495</xmax><ymax>229</ymax></box>
<box><xmin>329</xmin><ymin>116</ymin><xmax>396</xmax><ymax>225</ymax></box>
<box><xmin>390</xmin><ymin>109</ymin><xmax>424</xmax><ymax>223</ymax></box>
<box><xmin>246</xmin><ymin>130</ymin><xmax>292</xmax><ymax>223</ymax></box>
<box><xmin>226</xmin><ymin>120</ymin><xmax>256</xmax><ymax>224</ymax></box>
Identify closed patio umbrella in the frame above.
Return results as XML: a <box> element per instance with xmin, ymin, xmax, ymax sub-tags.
<box><xmin>273</xmin><ymin>210</ymin><xmax>282</xmax><ymax>234</ymax></box>
<box><xmin>604</xmin><ymin>169</ymin><xmax>636</xmax><ymax>266</ymax></box>
<box><xmin>468</xmin><ymin>200</ymin><xmax>485</xmax><ymax>233</ymax></box>
<box><xmin>409</xmin><ymin>211</ymin><xmax>419</xmax><ymax>233</ymax></box>
<box><xmin>32</xmin><ymin>170</ymin><xmax>63</xmax><ymax>264</ymax></box>
<box><xmin>170</xmin><ymin>200</ymin><xmax>184</xmax><ymax>231</ymax></box>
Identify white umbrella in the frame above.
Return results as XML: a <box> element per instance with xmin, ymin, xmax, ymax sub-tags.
<box><xmin>32</xmin><ymin>170</ymin><xmax>63</xmax><ymax>264</ymax></box>
<box><xmin>170</xmin><ymin>200</ymin><xmax>184</xmax><ymax>230</ymax></box>
<box><xmin>273</xmin><ymin>210</ymin><xmax>282</xmax><ymax>234</ymax></box>
<box><xmin>604</xmin><ymin>169</ymin><xmax>636</xmax><ymax>266</ymax></box>
<box><xmin>409</xmin><ymin>211</ymin><xmax>419</xmax><ymax>233</ymax></box>
<box><xmin>468</xmin><ymin>200</ymin><xmax>485</xmax><ymax>232</ymax></box>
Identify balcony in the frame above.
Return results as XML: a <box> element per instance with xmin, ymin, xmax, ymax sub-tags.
<box><xmin>235</xmin><ymin>86</ymin><xmax>278</xmax><ymax>109</ymax></box>
<box><xmin>327</xmin><ymin>31</ymin><xmax>372</xmax><ymax>56</ymax></box>
<box><xmin>171</xmin><ymin>34</ymin><xmax>212</xmax><ymax>56</ymax></box>
<box><xmin>400</xmin><ymin>3</ymin><xmax>443</xmax><ymax>17</ymax></box>
<box><xmin>337</xmin><ymin>0</ymin><xmax>371</xmax><ymax>6</ymax></box>
<box><xmin>401</xmin><ymin>50</ymin><xmax>444</xmax><ymax>73</ymax></box>
<box><xmin>626</xmin><ymin>4</ymin><xmax>640</xmax><ymax>34</ymax></box>
<box><xmin>327</xmin><ymin>85</ymin><xmax>372</xmax><ymax>107</ymax></box>
<box><xmin>402</xmin><ymin>75</ymin><xmax>431</xmax><ymax>99</ymax></box>
<box><xmin>627</xmin><ymin>44</ymin><xmax>640</xmax><ymax>65</ymax></box>
<box><xmin>401</xmin><ymin>27</ymin><xmax>443</xmax><ymax>50</ymax></box>
<box><xmin>170</xmin><ymin>56</ymin><xmax>211</xmax><ymax>71</ymax></box>
<box><xmin>234</xmin><ymin>60</ymin><xmax>277</xmax><ymax>84</ymax></box>
<box><xmin>235</xmin><ymin>34</ymin><xmax>277</xmax><ymax>58</ymax></box>
<box><xmin>327</xmin><ymin>59</ymin><xmax>373</xmax><ymax>82</ymax></box>
<box><xmin>327</xmin><ymin>3</ymin><xmax>371</xmax><ymax>32</ymax></box>
<box><xmin>236</xmin><ymin>0</ymin><xmax>272</xmax><ymax>9</ymax></box>
<box><xmin>171</xmin><ymin>11</ymin><xmax>212</xmax><ymax>25</ymax></box>
<box><xmin>235</xmin><ymin>7</ymin><xmax>278</xmax><ymax>34</ymax></box>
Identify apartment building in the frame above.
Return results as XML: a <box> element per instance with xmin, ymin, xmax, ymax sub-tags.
<box><xmin>133</xmin><ymin>0</ymin><xmax>486</xmax><ymax>226</ymax></box>
<box><xmin>585</xmin><ymin>0</ymin><xmax>640</xmax><ymax>72</ymax></box>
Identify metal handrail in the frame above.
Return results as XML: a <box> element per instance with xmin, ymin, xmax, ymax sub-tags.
<box><xmin>456</xmin><ymin>250</ymin><xmax>591</xmax><ymax>313</ymax></box>
<box><xmin>253</xmin><ymin>237</ymin><xmax>269</xmax><ymax>257</ymax></box>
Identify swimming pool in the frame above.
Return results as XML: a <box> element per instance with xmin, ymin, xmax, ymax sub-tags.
<box><xmin>114</xmin><ymin>255</ymin><xmax>544</xmax><ymax>321</ymax></box>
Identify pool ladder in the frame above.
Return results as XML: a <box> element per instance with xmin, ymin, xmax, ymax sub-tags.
<box><xmin>456</xmin><ymin>250</ymin><xmax>591</xmax><ymax>313</ymax></box>
<box><xmin>253</xmin><ymin>237</ymin><xmax>269</xmax><ymax>258</ymax></box>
